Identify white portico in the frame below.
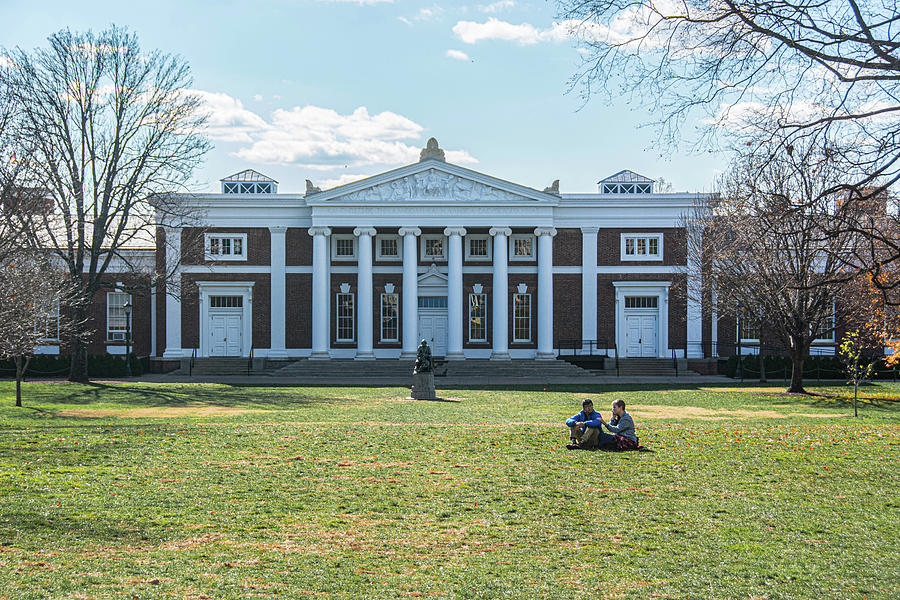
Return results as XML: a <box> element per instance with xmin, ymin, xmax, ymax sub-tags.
<box><xmin>303</xmin><ymin>139</ymin><xmax>559</xmax><ymax>361</ymax></box>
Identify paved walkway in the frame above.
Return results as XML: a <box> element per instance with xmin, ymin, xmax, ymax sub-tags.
<box><xmin>134</xmin><ymin>372</ymin><xmax>735</xmax><ymax>386</ymax></box>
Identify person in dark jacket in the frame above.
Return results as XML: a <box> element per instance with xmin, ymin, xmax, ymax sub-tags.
<box><xmin>600</xmin><ymin>399</ymin><xmax>640</xmax><ymax>450</ymax></box>
<box><xmin>565</xmin><ymin>398</ymin><xmax>614</xmax><ymax>449</ymax></box>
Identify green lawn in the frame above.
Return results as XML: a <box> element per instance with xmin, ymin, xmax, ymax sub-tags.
<box><xmin>0</xmin><ymin>381</ymin><xmax>897</xmax><ymax>599</ymax></box>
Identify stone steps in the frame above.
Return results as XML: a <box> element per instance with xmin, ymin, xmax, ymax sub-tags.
<box><xmin>180</xmin><ymin>357</ymin><xmax>252</xmax><ymax>376</ymax></box>
<box><xmin>268</xmin><ymin>358</ymin><xmax>595</xmax><ymax>379</ymax></box>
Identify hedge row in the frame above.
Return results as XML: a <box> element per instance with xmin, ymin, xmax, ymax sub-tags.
<box><xmin>724</xmin><ymin>354</ymin><xmax>899</xmax><ymax>380</ymax></box>
<box><xmin>0</xmin><ymin>353</ymin><xmax>144</xmax><ymax>378</ymax></box>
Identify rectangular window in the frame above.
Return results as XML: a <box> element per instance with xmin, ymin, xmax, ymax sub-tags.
<box><xmin>205</xmin><ymin>233</ymin><xmax>248</xmax><ymax>261</ymax></box>
<box><xmin>469</xmin><ymin>293</ymin><xmax>487</xmax><ymax>342</ymax></box>
<box><xmin>377</xmin><ymin>235</ymin><xmax>400</xmax><ymax>260</ymax></box>
<box><xmin>37</xmin><ymin>298</ymin><xmax>60</xmax><ymax>341</ymax></box>
<box><xmin>421</xmin><ymin>235</ymin><xmax>446</xmax><ymax>260</ymax></box>
<box><xmin>209</xmin><ymin>295</ymin><xmax>243</xmax><ymax>308</ymax></box>
<box><xmin>513</xmin><ymin>293</ymin><xmax>531</xmax><ymax>342</ymax></box>
<box><xmin>738</xmin><ymin>313</ymin><xmax>760</xmax><ymax>341</ymax></box>
<box><xmin>381</xmin><ymin>293</ymin><xmax>399</xmax><ymax>342</ymax></box>
<box><xmin>337</xmin><ymin>293</ymin><xmax>355</xmax><ymax>341</ymax></box>
<box><xmin>107</xmin><ymin>291</ymin><xmax>131</xmax><ymax>341</ymax></box>
<box><xmin>466</xmin><ymin>237</ymin><xmax>490</xmax><ymax>260</ymax></box>
<box><xmin>813</xmin><ymin>304</ymin><xmax>836</xmax><ymax>341</ymax></box>
<box><xmin>335</xmin><ymin>238</ymin><xmax>355</xmax><ymax>257</ymax></box>
<box><xmin>624</xmin><ymin>296</ymin><xmax>658</xmax><ymax>309</ymax></box>
<box><xmin>418</xmin><ymin>296</ymin><xmax>448</xmax><ymax>309</ymax></box>
<box><xmin>509</xmin><ymin>234</ymin><xmax>535</xmax><ymax>260</ymax></box>
<box><xmin>621</xmin><ymin>233</ymin><xmax>663</xmax><ymax>261</ymax></box>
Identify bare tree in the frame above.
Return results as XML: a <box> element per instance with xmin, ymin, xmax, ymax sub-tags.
<box><xmin>1</xmin><ymin>27</ymin><xmax>209</xmax><ymax>382</ymax></box>
<box><xmin>686</xmin><ymin>136</ymin><xmax>865</xmax><ymax>393</ymax></box>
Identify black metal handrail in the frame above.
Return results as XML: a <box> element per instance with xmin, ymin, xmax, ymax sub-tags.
<box><xmin>189</xmin><ymin>348</ymin><xmax>197</xmax><ymax>376</ymax></box>
<box><xmin>556</xmin><ymin>339</ymin><xmax>609</xmax><ymax>357</ymax></box>
<box><xmin>672</xmin><ymin>348</ymin><xmax>678</xmax><ymax>377</ymax></box>
<box><xmin>614</xmin><ymin>344</ymin><xmax>619</xmax><ymax>377</ymax></box>
<box><xmin>686</xmin><ymin>340</ymin><xmax>839</xmax><ymax>358</ymax></box>
<box><xmin>248</xmin><ymin>348</ymin><xmax>253</xmax><ymax>375</ymax></box>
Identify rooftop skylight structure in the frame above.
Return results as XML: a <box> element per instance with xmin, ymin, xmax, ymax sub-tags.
<box><xmin>598</xmin><ymin>170</ymin><xmax>654</xmax><ymax>194</ymax></box>
<box><xmin>221</xmin><ymin>169</ymin><xmax>278</xmax><ymax>194</ymax></box>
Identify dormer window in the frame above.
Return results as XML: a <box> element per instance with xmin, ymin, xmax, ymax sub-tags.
<box><xmin>221</xmin><ymin>169</ymin><xmax>278</xmax><ymax>194</ymax></box>
<box><xmin>223</xmin><ymin>181</ymin><xmax>275</xmax><ymax>194</ymax></box>
<box><xmin>601</xmin><ymin>182</ymin><xmax>653</xmax><ymax>194</ymax></box>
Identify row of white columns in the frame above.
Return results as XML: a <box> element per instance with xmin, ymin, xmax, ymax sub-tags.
<box><xmin>307</xmin><ymin>226</ymin><xmax>557</xmax><ymax>360</ymax></box>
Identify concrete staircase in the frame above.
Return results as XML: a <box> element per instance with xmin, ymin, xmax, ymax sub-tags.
<box><xmin>268</xmin><ymin>358</ymin><xmax>595</xmax><ymax>379</ymax></box>
<box><xmin>180</xmin><ymin>357</ymin><xmax>252</xmax><ymax>376</ymax></box>
<box><xmin>614</xmin><ymin>358</ymin><xmax>679</xmax><ymax>377</ymax></box>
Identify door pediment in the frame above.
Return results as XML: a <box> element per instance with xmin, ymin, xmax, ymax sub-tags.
<box><xmin>305</xmin><ymin>161</ymin><xmax>558</xmax><ymax>206</ymax></box>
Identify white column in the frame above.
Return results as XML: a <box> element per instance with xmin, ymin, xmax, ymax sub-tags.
<box><xmin>354</xmin><ymin>227</ymin><xmax>377</xmax><ymax>360</ymax></box>
<box><xmin>162</xmin><ymin>227</ymin><xmax>183</xmax><ymax>358</ymax></box>
<box><xmin>686</xmin><ymin>228</ymin><xmax>703</xmax><ymax>358</ymax></box>
<box><xmin>535</xmin><ymin>227</ymin><xmax>557</xmax><ymax>360</ymax></box>
<box><xmin>399</xmin><ymin>227</ymin><xmax>421</xmax><ymax>359</ymax></box>
<box><xmin>581</xmin><ymin>226</ymin><xmax>599</xmax><ymax>355</ymax></box>
<box><xmin>444</xmin><ymin>227</ymin><xmax>466</xmax><ymax>360</ymax></box>
<box><xmin>269</xmin><ymin>226</ymin><xmax>288</xmax><ymax>358</ymax></box>
<box><xmin>711</xmin><ymin>285</ymin><xmax>719</xmax><ymax>357</ymax></box>
<box><xmin>489</xmin><ymin>227</ymin><xmax>512</xmax><ymax>361</ymax></box>
<box><xmin>308</xmin><ymin>226</ymin><xmax>331</xmax><ymax>359</ymax></box>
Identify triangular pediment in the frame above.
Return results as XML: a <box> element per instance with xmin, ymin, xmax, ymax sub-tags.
<box><xmin>418</xmin><ymin>264</ymin><xmax>448</xmax><ymax>288</ymax></box>
<box><xmin>305</xmin><ymin>160</ymin><xmax>558</xmax><ymax>205</ymax></box>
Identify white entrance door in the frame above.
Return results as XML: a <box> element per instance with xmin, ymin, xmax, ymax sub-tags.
<box><xmin>210</xmin><ymin>313</ymin><xmax>243</xmax><ymax>357</ymax></box>
<box><xmin>625</xmin><ymin>314</ymin><xmax>657</xmax><ymax>357</ymax></box>
<box><xmin>418</xmin><ymin>313</ymin><xmax>448</xmax><ymax>357</ymax></box>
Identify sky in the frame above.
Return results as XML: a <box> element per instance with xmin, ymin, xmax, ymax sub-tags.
<box><xmin>0</xmin><ymin>0</ymin><xmax>728</xmax><ymax>194</ymax></box>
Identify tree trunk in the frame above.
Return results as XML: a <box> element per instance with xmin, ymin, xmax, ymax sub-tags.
<box><xmin>854</xmin><ymin>384</ymin><xmax>858</xmax><ymax>418</ymax></box>
<box><xmin>759</xmin><ymin>349</ymin><xmax>767</xmax><ymax>383</ymax></box>
<box><xmin>68</xmin><ymin>328</ymin><xmax>89</xmax><ymax>383</ymax></box>
<box><xmin>788</xmin><ymin>349</ymin><xmax>806</xmax><ymax>394</ymax></box>
<box><xmin>15</xmin><ymin>356</ymin><xmax>23</xmax><ymax>407</ymax></box>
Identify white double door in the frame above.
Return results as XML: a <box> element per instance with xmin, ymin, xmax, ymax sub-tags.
<box><xmin>625</xmin><ymin>313</ymin><xmax>658</xmax><ymax>357</ymax></box>
<box><xmin>209</xmin><ymin>311</ymin><xmax>243</xmax><ymax>357</ymax></box>
<box><xmin>418</xmin><ymin>311</ymin><xmax>448</xmax><ymax>357</ymax></box>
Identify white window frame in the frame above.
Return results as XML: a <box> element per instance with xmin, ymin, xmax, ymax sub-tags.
<box><xmin>509</xmin><ymin>234</ymin><xmax>535</xmax><ymax>261</ymax></box>
<box><xmin>465</xmin><ymin>235</ymin><xmax>492</xmax><ymax>261</ymax></box>
<box><xmin>813</xmin><ymin>303</ymin><xmax>837</xmax><ymax>342</ymax></box>
<box><xmin>420</xmin><ymin>234</ymin><xmax>447</xmax><ymax>261</ymax></box>
<box><xmin>205</xmin><ymin>233</ymin><xmax>248</xmax><ymax>262</ymax></box>
<box><xmin>380</xmin><ymin>293</ymin><xmax>399</xmax><ymax>342</ymax></box>
<box><xmin>331</xmin><ymin>234</ymin><xmax>357</xmax><ymax>261</ymax></box>
<box><xmin>737</xmin><ymin>311</ymin><xmax>760</xmax><ymax>343</ymax></box>
<box><xmin>512</xmin><ymin>293</ymin><xmax>532</xmax><ymax>342</ymax></box>
<box><xmin>37</xmin><ymin>298</ymin><xmax>60</xmax><ymax>342</ymax></box>
<box><xmin>375</xmin><ymin>234</ymin><xmax>401</xmax><ymax>261</ymax></box>
<box><xmin>336</xmin><ymin>292</ymin><xmax>355</xmax><ymax>342</ymax></box>
<box><xmin>222</xmin><ymin>181</ymin><xmax>275</xmax><ymax>194</ymax></box>
<box><xmin>107</xmin><ymin>291</ymin><xmax>131</xmax><ymax>342</ymax></box>
<box><xmin>620</xmin><ymin>233</ymin><xmax>663</xmax><ymax>262</ymax></box>
<box><xmin>602</xmin><ymin>182</ymin><xmax>653</xmax><ymax>194</ymax></box>
<box><xmin>468</xmin><ymin>293</ymin><xmax>488</xmax><ymax>342</ymax></box>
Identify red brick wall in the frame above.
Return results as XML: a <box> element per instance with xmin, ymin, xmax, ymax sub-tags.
<box><xmin>597</xmin><ymin>274</ymin><xmax>686</xmax><ymax>352</ymax></box>
<box><xmin>286</xmin><ymin>274</ymin><xmax>312</xmax><ymax>348</ymax></box>
<box><xmin>597</xmin><ymin>228</ymin><xmax>686</xmax><ymax>266</ymax></box>
<box><xmin>82</xmin><ymin>274</ymin><xmax>153</xmax><ymax>356</ymax></box>
<box><xmin>181</xmin><ymin>227</ymin><xmax>271</xmax><ymax>266</ymax></box>
<box><xmin>554</xmin><ymin>229</ymin><xmax>581</xmax><ymax>267</ymax></box>
<box><xmin>553</xmin><ymin>274</ymin><xmax>581</xmax><ymax>347</ymax></box>
<box><xmin>180</xmin><ymin>273</ymin><xmax>271</xmax><ymax>351</ymax></box>
<box><xmin>286</xmin><ymin>227</ymin><xmax>312</xmax><ymax>266</ymax></box>
<box><xmin>156</xmin><ymin>228</ymin><xmax>167</xmax><ymax>356</ymax></box>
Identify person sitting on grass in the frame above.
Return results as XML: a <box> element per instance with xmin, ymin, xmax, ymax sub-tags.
<box><xmin>599</xmin><ymin>399</ymin><xmax>643</xmax><ymax>451</ymax></box>
<box><xmin>565</xmin><ymin>398</ymin><xmax>610</xmax><ymax>450</ymax></box>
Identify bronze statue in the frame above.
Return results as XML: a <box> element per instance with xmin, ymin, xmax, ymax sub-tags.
<box><xmin>414</xmin><ymin>339</ymin><xmax>433</xmax><ymax>373</ymax></box>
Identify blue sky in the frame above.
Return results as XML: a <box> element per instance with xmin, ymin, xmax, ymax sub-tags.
<box><xmin>1</xmin><ymin>0</ymin><xmax>727</xmax><ymax>194</ymax></box>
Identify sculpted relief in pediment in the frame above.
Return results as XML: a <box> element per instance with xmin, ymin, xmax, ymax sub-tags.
<box><xmin>341</xmin><ymin>169</ymin><xmax>522</xmax><ymax>203</ymax></box>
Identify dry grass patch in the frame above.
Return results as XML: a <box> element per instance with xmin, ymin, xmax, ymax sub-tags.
<box><xmin>54</xmin><ymin>404</ymin><xmax>265</xmax><ymax>418</ymax></box>
<box><xmin>630</xmin><ymin>405</ymin><xmax>850</xmax><ymax>420</ymax></box>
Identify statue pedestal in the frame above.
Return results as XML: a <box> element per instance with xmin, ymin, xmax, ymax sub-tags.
<box><xmin>408</xmin><ymin>371</ymin><xmax>441</xmax><ymax>401</ymax></box>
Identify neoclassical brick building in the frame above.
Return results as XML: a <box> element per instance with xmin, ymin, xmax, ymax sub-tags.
<box><xmin>141</xmin><ymin>139</ymin><xmax>705</xmax><ymax>363</ymax></box>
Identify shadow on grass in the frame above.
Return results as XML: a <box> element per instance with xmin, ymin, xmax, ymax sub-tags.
<box><xmin>1</xmin><ymin>509</ymin><xmax>159</xmax><ymax>545</ymax></box>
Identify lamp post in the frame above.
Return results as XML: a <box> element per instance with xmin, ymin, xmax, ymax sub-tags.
<box><xmin>124</xmin><ymin>301</ymin><xmax>132</xmax><ymax>377</ymax></box>
<box><xmin>736</xmin><ymin>304</ymin><xmax>743</xmax><ymax>380</ymax></box>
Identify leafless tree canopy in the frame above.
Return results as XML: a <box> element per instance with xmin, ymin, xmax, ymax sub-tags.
<box><xmin>686</xmin><ymin>135</ymin><xmax>866</xmax><ymax>392</ymax></box>
<box><xmin>558</xmin><ymin>0</ymin><xmax>900</xmax><ymax>188</ymax></box>
<box><xmin>1</xmin><ymin>26</ymin><xmax>209</xmax><ymax>381</ymax></box>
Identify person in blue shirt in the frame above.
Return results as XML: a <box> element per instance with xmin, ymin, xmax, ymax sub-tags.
<box><xmin>565</xmin><ymin>398</ymin><xmax>615</xmax><ymax>450</ymax></box>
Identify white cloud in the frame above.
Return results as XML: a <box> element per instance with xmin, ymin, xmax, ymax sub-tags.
<box><xmin>318</xmin><ymin>173</ymin><xmax>370</xmax><ymax>189</ymax></box>
<box><xmin>478</xmin><ymin>1</ymin><xmax>514</xmax><ymax>13</ymax></box>
<box><xmin>452</xmin><ymin>18</ymin><xmax>579</xmax><ymax>45</ymax></box>
<box><xmin>319</xmin><ymin>0</ymin><xmax>394</xmax><ymax>4</ymax></box>
<box><xmin>446</xmin><ymin>49</ymin><xmax>470</xmax><ymax>61</ymax></box>
<box><xmin>253</xmin><ymin>94</ymin><xmax>263</xmax><ymax>102</ymax></box>
<box><xmin>195</xmin><ymin>90</ymin><xmax>477</xmax><ymax>170</ymax></box>
<box><xmin>398</xmin><ymin>6</ymin><xmax>443</xmax><ymax>25</ymax></box>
